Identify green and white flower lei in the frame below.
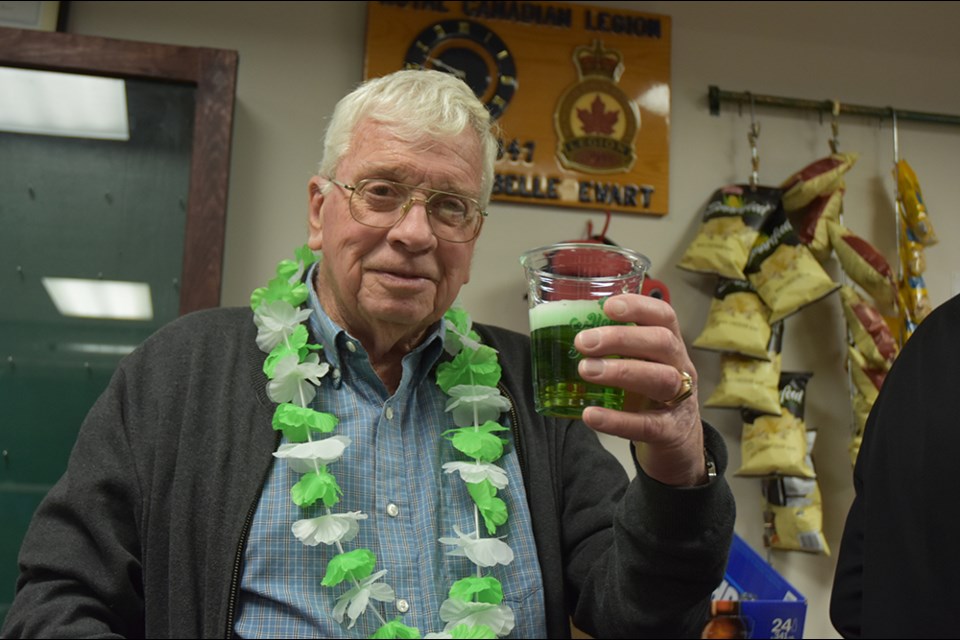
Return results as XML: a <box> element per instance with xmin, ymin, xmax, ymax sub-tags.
<box><xmin>250</xmin><ymin>246</ymin><xmax>516</xmax><ymax>639</ymax></box>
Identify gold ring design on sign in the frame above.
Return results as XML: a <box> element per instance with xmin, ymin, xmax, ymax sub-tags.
<box><xmin>664</xmin><ymin>369</ymin><xmax>694</xmax><ymax>407</ymax></box>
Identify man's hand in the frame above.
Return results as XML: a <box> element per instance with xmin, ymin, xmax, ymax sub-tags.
<box><xmin>574</xmin><ymin>294</ymin><xmax>707</xmax><ymax>487</ymax></box>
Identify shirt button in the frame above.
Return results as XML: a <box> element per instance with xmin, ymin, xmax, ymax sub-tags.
<box><xmin>385</xmin><ymin>406</ymin><xmax>394</xmax><ymax>420</ymax></box>
<box><xmin>386</xmin><ymin>503</ymin><xmax>400</xmax><ymax>517</ymax></box>
<box><xmin>345</xmin><ymin>341</ymin><xmax>357</xmax><ymax>353</ymax></box>
<box><xmin>396</xmin><ymin>599</ymin><xmax>410</xmax><ymax>613</ymax></box>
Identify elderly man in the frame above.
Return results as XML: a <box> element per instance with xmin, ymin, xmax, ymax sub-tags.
<box><xmin>3</xmin><ymin>70</ymin><xmax>734</xmax><ymax>639</ymax></box>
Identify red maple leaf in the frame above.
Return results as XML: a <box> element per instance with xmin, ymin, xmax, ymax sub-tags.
<box><xmin>577</xmin><ymin>95</ymin><xmax>619</xmax><ymax>135</ymax></box>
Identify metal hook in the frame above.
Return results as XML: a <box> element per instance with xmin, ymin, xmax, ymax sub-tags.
<box><xmin>890</xmin><ymin>106</ymin><xmax>903</xmax><ymax>287</ymax></box>
<box><xmin>830</xmin><ymin>100</ymin><xmax>841</xmax><ymax>153</ymax></box>
<box><xmin>747</xmin><ymin>92</ymin><xmax>760</xmax><ymax>188</ymax></box>
<box><xmin>891</xmin><ymin>107</ymin><xmax>900</xmax><ymax>164</ymax></box>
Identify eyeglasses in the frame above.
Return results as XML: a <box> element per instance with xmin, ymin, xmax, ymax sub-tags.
<box><xmin>328</xmin><ymin>177</ymin><xmax>486</xmax><ymax>243</ymax></box>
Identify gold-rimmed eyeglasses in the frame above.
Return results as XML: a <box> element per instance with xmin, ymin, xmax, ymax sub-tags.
<box><xmin>327</xmin><ymin>177</ymin><xmax>486</xmax><ymax>243</ymax></box>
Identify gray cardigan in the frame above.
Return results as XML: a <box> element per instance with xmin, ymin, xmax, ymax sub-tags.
<box><xmin>2</xmin><ymin>307</ymin><xmax>734</xmax><ymax>639</ymax></box>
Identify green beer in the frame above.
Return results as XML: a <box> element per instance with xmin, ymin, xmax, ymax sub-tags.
<box><xmin>529</xmin><ymin>298</ymin><xmax>623</xmax><ymax>418</ymax></box>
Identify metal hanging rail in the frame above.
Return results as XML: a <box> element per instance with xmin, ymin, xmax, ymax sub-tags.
<box><xmin>708</xmin><ymin>85</ymin><xmax>960</xmax><ymax>127</ymax></box>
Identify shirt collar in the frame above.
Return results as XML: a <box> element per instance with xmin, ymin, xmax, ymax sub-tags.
<box><xmin>304</xmin><ymin>258</ymin><xmax>447</xmax><ymax>390</ymax></box>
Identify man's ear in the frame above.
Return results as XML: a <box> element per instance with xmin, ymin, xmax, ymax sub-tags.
<box><xmin>307</xmin><ymin>176</ymin><xmax>325</xmax><ymax>250</ymax></box>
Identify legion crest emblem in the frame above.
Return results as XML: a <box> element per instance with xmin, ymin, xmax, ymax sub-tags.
<box><xmin>554</xmin><ymin>39</ymin><xmax>640</xmax><ymax>174</ymax></box>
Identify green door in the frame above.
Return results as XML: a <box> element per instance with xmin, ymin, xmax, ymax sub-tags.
<box><xmin>0</xmin><ymin>73</ymin><xmax>195</xmax><ymax>622</ymax></box>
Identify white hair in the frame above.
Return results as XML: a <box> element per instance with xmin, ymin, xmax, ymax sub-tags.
<box><xmin>318</xmin><ymin>69</ymin><xmax>500</xmax><ymax>207</ymax></box>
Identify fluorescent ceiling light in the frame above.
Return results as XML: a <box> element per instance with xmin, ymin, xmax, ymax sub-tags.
<box><xmin>0</xmin><ymin>66</ymin><xmax>130</xmax><ymax>140</ymax></box>
<box><xmin>42</xmin><ymin>277</ymin><xmax>154</xmax><ymax>321</ymax></box>
<box><xmin>58</xmin><ymin>342</ymin><xmax>139</xmax><ymax>356</ymax></box>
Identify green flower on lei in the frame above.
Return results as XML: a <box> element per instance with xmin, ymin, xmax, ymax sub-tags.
<box><xmin>251</xmin><ymin>247</ymin><xmax>516</xmax><ymax>638</ymax></box>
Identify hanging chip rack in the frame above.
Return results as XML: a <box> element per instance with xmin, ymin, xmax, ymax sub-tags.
<box><xmin>708</xmin><ymin>85</ymin><xmax>960</xmax><ymax>126</ymax></box>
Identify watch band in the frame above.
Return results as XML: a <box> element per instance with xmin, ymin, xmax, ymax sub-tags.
<box><xmin>704</xmin><ymin>447</ymin><xmax>718</xmax><ymax>484</ymax></box>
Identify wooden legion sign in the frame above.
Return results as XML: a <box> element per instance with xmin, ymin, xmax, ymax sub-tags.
<box><xmin>364</xmin><ymin>1</ymin><xmax>673</xmax><ymax>216</ymax></box>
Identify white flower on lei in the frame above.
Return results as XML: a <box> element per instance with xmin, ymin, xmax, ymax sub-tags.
<box><xmin>442</xmin><ymin>461</ymin><xmax>508</xmax><ymax>489</ymax></box>
<box><xmin>445</xmin><ymin>385</ymin><xmax>513</xmax><ymax>427</ymax></box>
<box><xmin>253</xmin><ymin>300</ymin><xmax>313</xmax><ymax>352</ymax></box>
<box><xmin>438</xmin><ymin>526</ymin><xmax>515</xmax><ymax>568</ymax></box>
<box><xmin>267</xmin><ymin>352</ymin><xmax>329</xmax><ymax>406</ymax></box>
<box><xmin>332</xmin><ymin>570</ymin><xmax>395</xmax><ymax>629</ymax></box>
<box><xmin>443</xmin><ymin>318</ymin><xmax>483</xmax><ymax>355</ymax></box>
<box><xmin>439</xmin><ymin>598</ymin><xmax>516</xmax><ymax>636</ymax></box>
<box><xmin>291</xmin><ymin>511</ymin><xmax>367</xmax><ymax>546</ymax></box>
<box><xmin>272</xmin><ymin>436</ymin><xmax>352</xmax><ymax>472</ymax></box>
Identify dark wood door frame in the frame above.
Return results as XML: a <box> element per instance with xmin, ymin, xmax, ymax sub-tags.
<box><xmin>0</xmin><ymin>26</ymin><xmax>239</xmax><ymax>313</ymax></box>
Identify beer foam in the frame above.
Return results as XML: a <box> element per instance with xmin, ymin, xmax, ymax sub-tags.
<box><xmin>529</xmin><ymin>299</ymin><xmax>607</xmax><ymax>330</ymax></box>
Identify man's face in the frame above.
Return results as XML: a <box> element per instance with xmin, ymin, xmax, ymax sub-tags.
<box><xmin>307</xmin><ymin>118</ymin><xmax>483</xmax><ymax>347</ymax></box>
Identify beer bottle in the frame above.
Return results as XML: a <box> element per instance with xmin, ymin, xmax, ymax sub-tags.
<box><xmin>701</xmin><ymin>599</ymin><xmax>749</xmax><ymax>639</ymax></box>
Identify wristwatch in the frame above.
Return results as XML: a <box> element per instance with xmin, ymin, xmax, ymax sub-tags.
<box><xmin>703</xmin><ymin>448</ymin><xmax>718</xmax><ymax>484</ymax></box>
<box><xmin>630</xmin><ymin>442</ymin><xmax>718</xmax><ymax>486</ymax></box>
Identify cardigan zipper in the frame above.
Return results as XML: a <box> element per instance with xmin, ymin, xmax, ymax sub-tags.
<box><xmin>498</xmin><ymin>380</ymin><xmax>525</xmax><ymax>478</ymax></box>
<box><xmin>223</xmin><ymin>431</ymin><xmax>280</xmax><ymax>638</ymax></box>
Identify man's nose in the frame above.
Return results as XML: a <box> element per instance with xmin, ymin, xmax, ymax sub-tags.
<box><xmin>390</xmin><ymin>197</ymin><xmax>436</xmax><ymax>245</ymax></box>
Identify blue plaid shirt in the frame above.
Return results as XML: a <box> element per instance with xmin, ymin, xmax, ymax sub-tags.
<box><xmin>235</xmin><ymin>266</ymin><xmax>546</xmax><ymax>638</ymax></box>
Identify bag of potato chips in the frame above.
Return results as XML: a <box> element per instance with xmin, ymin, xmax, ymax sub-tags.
<box><xmin>829</xmin><ymin>221</ymin><xmax>898</xmax><ymax>314</ymax></box>
<box><xmin>781</xmin><ymin>152</ymin><xmax>858</xmax><ymax>211</ymax></box>
<box><xmin>898</xmin><ymin>217</ymin><xmax>932</xmax><ymax>327</ymax></box>
<box><xmin>785</xmin><ymin>185</ymin><xmax>844</xmax><ymax>263</ymax></box>
<box><xmin>896</xmin><ymin>158</ymin><xmax>938</xmax><ymax>246</ymax></box>
<box><xmin>745</xmin><ymin>205</ymin><xmax>839</xmax><ymax>323</ymax></box>
<box><xmin>705</xmin><ymin>321</ymin><xmax>784</xmax><ymax>415</ymax></box>
<box><xmin>840</xmin><ymin>285</ymin><xmax>898</xmax><ymax>370</ymax></box>
<box><xmin>678</xmin><ymin>184</ymin><xmax>780</xmax><ymax>280</ymax></box>
<box><xmin>737</xmin><ymin>371</ymin><xmax>816</xmax><ymax>478</ymax></box>
<box><xmin>899</xmin><ymin>216</ymin><xmax>927</xmax><ymax>277</ymax></box>
<box><xmin>762</xmin><ymin>477</ymin><xmax>830</xmax><ymax>555</ymax></box>
<box><xmin>692</xmin><ymin>278</ymin><xmax>773</xmax><ymax>360</ymax></box>
<box><xmin>847</xmin><ymin>345</ymin><xmax>885</xmax><ymax>405</ymax></box>
<box><xmin>760</xmin><ymin>428</ymin><xmax>830</xmax><ymax>554</ymax></box>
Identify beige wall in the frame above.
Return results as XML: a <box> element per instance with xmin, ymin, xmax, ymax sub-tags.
<box><xmin>66</xmin><ymin>2</ymin><xmax>960</xmax><ymax>638</ymax></box>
